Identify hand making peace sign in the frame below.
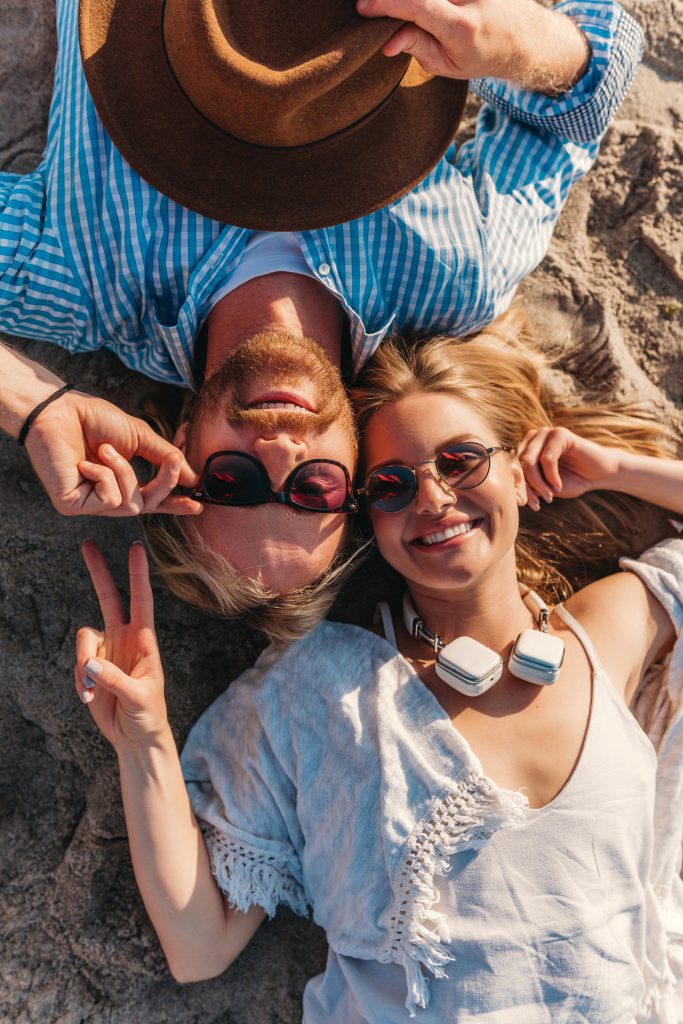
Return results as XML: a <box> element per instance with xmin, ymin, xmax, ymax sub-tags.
<box><xmin>75</xmin><ymin>540</ymin><xmax>169</xmax><ymax>750</ymax></box>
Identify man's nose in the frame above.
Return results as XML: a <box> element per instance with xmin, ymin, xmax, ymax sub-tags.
<box><xmin>415</xmin><ymin>467</ymin><xmax>456</xmax><ymax>515</ymax></box>
<box><xmin>252</xmin><ymin>434</ymin><xmax>307</xmax><ymax>490</ymax></box>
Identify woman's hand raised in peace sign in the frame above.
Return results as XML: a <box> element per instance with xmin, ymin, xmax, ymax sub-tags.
<box><xmin>74</xmin><ymin>541</ymin><xmax>265</xmax><ymax>978</ymax></box>
<box><xmin>517</xmin><ymin>427</ymin><xmax>620</xmax><ymax>512</ymax></box>
<box><xmin>75</xmin><ymin>540</ymin><xmax>168</xmax><ymax>750</ymax></box>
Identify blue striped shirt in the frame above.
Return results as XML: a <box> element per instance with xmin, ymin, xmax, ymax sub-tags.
<box><xmin>0</xmin><ymin>0</ymin><xmax>643</xmax><ymax>389</ymax></box>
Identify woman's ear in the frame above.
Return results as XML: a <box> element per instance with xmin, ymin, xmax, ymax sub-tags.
<box><xmin>173</xmin><ymin>421</ymin><xmax>189</xmax><ymax>451</ymax></box>
<box><xmin>511</xmin><ymin>457</ymin><xmax>528</xmax><ymax>506</ymax></box>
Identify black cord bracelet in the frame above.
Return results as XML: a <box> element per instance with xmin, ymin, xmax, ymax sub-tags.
<box><xmin>17</xmin><ymin>384</ymin><xmax>77</xmax><ymax>447</ymax></box>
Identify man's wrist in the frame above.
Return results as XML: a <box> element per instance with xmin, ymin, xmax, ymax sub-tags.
<box><xmin>544</xmin><ymin>16</ymin><xmax>592</xmax><ymax>95</ymax></box>
<box><xmin>513</xmin><ymin>8</ymin><xmax>592</xmax><ymax>96</ymax></box>
<box><xmin>2</xmin><ymin>375</ymin><xmax>67</xmax><ymax>439</ymax></box>
<box><xmin>0</xmin><ymin>344</ymin><xmax>67</xmax><ymax>440</ymax></box>
<box><xmin>17</xmin><ymin>384</ymin><xmax>77</xmax><ymax>447</ymax></box>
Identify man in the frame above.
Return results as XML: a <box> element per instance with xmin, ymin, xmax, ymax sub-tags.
<box><xmin>0</xmin><ymin>0</ymin><xmax>643</xmax><ymax>621</ymax></box>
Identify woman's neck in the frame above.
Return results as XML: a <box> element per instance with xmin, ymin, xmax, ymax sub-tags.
<box><xmin>406</xmin><ymin>564</ymin><xmax>534</xmax><ymax>653</ymax></box>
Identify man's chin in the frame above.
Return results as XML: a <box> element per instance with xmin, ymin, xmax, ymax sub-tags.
<box><xmin>229</xmin><ymin>543</ymin><xmax>345</xmax><ymax>593</ymax></box>
<box><xmin>195</xmin><ymin>506</ymin><xmax>349</xmax><ymax>594</ymax></box>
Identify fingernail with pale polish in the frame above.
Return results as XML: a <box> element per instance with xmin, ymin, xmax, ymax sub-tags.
<box><xmin>80</xmin><ymin>691</ymin><xmax>94</xmax><ymax>704</ymax></box>
<box><xmin>85</xmin><ymin>658</ymin><xmax>102</xmax><ymax>676</ymax></box>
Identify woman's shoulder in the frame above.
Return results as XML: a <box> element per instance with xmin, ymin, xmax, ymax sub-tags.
<box><xmin>253</xmin><ymin>619</ymin><xmax>394</xmax><ymax>692</ymax></box>
<box><xmin>198</xmin><ymin>619</ymin><xmax>394</xmax><ymax>725</ymax></box>
<box><xmin>563</xmin><ymin>534</ymin><xmax>683</xmax><ymax>698</ymax></box>
<box><xmin>566</xmin><ymin>534</ymin><xmax>683</xmax><ymax>623</ymax></box>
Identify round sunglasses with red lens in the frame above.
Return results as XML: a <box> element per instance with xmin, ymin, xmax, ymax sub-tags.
<box><xmin>359</xmin><ymin>441</ymin><xmax>513</xmax><ymax>514</ymax></box>
<box><xmin>192</xmin><ymin>451</ymin><xmax>358</xmax><ymax>514</ymax></box>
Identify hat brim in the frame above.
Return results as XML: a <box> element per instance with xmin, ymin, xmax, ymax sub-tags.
<box><xmin>79</xmin><ymin>1</ymin><xmax>468</xmax><ymax>231</ymax></box>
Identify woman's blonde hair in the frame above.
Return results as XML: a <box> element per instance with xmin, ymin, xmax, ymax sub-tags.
<box><xmin>352</xmin><ymin>309</ymin><xmax>678</xmax><ymax>603</ymax></box>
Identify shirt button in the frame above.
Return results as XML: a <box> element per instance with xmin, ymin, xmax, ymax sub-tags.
<box><xmin>318</xmin><ymin>262</ymin><xmax>331</xmax><ymax>276</ymax></box>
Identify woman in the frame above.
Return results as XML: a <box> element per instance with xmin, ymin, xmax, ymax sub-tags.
<box><xmin>74</xmin><ymin>313</ymin><xmax>683</xmax><ymax>1021</ymax></box>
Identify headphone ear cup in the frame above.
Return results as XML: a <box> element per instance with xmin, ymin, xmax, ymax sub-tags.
<box><xmin>509</xmin><ymin>629</ymin><xmax>565</xmax><ymax>685</ymax></box>
<box><xmin>435</xmin><ymin>637</ymin><xmax>504</xmax><ymax>697</ymax></box>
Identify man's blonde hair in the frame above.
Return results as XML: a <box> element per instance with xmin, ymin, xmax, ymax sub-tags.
<box><xmin>143</xmin><ymin>513</ymin><xmax>368</xmax><ymax>644</ymax></box>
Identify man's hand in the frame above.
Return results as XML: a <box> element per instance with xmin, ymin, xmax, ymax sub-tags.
<box><xmin>1</xmin><ymin>340</ymin><xmax>200</xmax><ymax>517</ymax></box>
<box><xmin>356</xmin><ymin>0</ymin><xmax>592</xmax><ymax>95</ymax></box>
<box><xmin>25</xmin><ymin>389</ymin><xmax>201</xmax><ymax>517</ymax></box>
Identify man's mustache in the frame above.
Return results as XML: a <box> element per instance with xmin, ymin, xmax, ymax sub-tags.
<box><xmin>223</xmin><ymin>405</ymin><xmax>333</xmax><ymax>434</ymax></box>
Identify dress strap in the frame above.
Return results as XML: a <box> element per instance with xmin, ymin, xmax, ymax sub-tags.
<box><xmin>554</xmin><ymin>604</ymin><xmax>606</xmax><ymax>677</ymax></box>
<box><xmin>376</xmin><ymin>601</ymin><xmax>398</xmax><ymax>648</ymax></box>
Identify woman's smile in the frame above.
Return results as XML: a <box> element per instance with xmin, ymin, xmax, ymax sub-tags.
<box><xmin>409</xmin><ymin>516</ymin><xmax>485</xmax><ymax>549</ymax></box>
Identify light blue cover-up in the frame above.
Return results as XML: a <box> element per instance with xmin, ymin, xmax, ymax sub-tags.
<box><xmin>181</xmin><ymin>540</ymin><xmax>683</xmax><ymax>1021</ymax></box>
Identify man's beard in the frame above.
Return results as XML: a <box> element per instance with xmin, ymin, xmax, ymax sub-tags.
<box><xmin>188</xmin><ymin>330</ymin><xmax>357</xmax><ymax>453</ymax></box>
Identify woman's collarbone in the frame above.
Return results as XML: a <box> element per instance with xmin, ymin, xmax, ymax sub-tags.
<box><xmin>409</xmin><ymin>630</ymin><xmax>593</xmax><ymax>808</ymax></box>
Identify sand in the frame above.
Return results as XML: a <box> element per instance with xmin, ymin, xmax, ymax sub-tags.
<box><xmin>0</xmin><ymin>1</ymin><xmax>681</xmax><ymax>1021</ymax></box>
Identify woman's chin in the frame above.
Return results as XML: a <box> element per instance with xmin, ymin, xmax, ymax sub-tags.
<box><xmin>401</xmin><ymin>536</ymin><xmax>518</xmax><ymax>594</ymax></box>
<box><xmin>403</xmin><ymin>557</ymin><xmax>483</xmax><ymax>594</ymax></box>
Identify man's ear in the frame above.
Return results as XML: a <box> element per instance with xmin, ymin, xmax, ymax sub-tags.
<box><xmin>173</xmin><ymin>421</ymin><xmax>189</xmax><ymax>451</ymax></box>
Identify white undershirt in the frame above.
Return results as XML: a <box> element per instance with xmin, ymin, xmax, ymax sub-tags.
<box><xmin>210</xmin><ymin>231</ymin><xmax>316</xmax><ymax>308</ymax></box>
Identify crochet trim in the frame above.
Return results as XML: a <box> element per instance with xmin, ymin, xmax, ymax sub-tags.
<box><xmin>384</xmin><ymin>766</ymin><xmax>527</xmax><ymax>1016</ymax></box>
<box><xmin>202</xmin><ymin>822</ymin><xmax>309</xmax><ymax>919</ymax></box>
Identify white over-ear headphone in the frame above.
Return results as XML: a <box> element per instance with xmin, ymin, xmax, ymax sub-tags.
<box><xmin>402</xmin><ymin>589</ymin><xmax>565</xmax><ymax>697</ymax></box>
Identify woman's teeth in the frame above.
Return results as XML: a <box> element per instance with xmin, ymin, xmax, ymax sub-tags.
<box><xmin>416</xmin><ymin>520</ymin><xmax>479</xmax><ymax>545</ymax></box>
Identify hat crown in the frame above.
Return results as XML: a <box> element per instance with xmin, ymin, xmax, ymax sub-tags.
<box><xmin>163</xmin><ymin>0</ymin><xmax>409</xmax><ymax>147</ymax></box>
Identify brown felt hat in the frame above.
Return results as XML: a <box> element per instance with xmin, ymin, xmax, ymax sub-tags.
<box><xmin>79</xmin><ymin>0</ymin><xmax>468</xmax><ymax>231</ymax></box>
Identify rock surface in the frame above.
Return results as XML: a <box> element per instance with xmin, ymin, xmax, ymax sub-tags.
<box><xmin>0</xmin><ymin>1</ymin><xmax>681</xmax><ymax>1022</ymax></box>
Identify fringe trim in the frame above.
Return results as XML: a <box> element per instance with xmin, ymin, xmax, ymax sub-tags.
<box><xmin>202</xmin><ymin>822</ymin><xmax>309</xmax><ymax>919</ymax></box>
<box><xmin>386</xmin><ymin>767</ymin><xmax>527</xmax><ymax>1016</ymax></box>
